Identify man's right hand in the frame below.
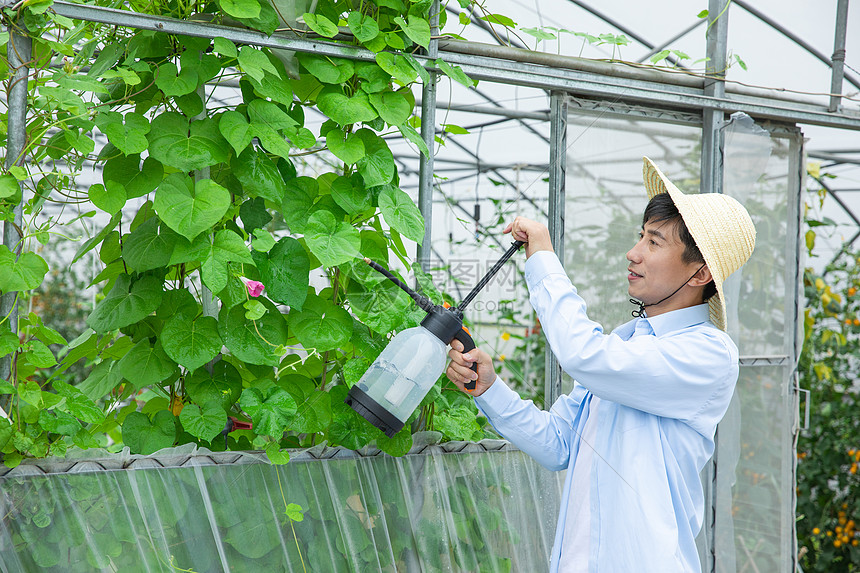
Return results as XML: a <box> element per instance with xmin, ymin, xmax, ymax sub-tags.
<box><xmin>446</xmin><ymin>339</ymin><xmax>497</xmax><ymax>396</ymax></box>
<box><xmin>503</xmin><ymin>216</ymin><xmax>554</xmax><ymax>259</ymax></box>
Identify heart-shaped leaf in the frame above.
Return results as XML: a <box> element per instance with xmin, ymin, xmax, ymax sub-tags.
<box><xmin>154</xmin><ymin>173</ymin><xmax>231</xmax><ymax>240</ymax></box>
<box><xmin>330</xmin><ymin>175</ymin><xmax>372</xmax><ymax>215</ymax></box>
<box><xmin>326</xmin><ymin>130</ymin><xmax>365</xmax><ymax>165</ymax></box>
<box><xmin>286</xmin><ymin>389</ymin><xmax>331</xmax><ymax>434</ymax></box>
<box><xmin>123</xmin><ymin>411</ymin><xmax>176</xmax><ymax>455</ymax></box>
<box><xmin>218</xmin><ymin>111</ymin><xmax>253</xmax><ymax>155</ymax></box>
<box><xmin>232</xmin><ymin>147</ymin><xmax>286</xmax><ymax>204</ymax></box>
<box><xmin>161</xmin><ymin>314</ymin><xmax>222</xmax><ymax>372</ymax></box>
<box><xmin>281</xmin><ymin>176</ymin><xmax>319</xmax><ymax>234</ymax></box>
<box><xmin>369</xmin><ymin>90</ymin><xmax>412</xmax><ymax>126</ymax></box>
<box><xmin>239</xmin><ymin>387</ymin><xmax>297</xmax><ymax>436</ymax></box>
<box><xmin>219</xmin><ymin>300</ymin><xmax>288</xmax><ymax>366</ymax></box>
<box><xmin>355</xmin><ymin>129</ymin><xmax>395</xmax><ymax>187</ymax></box>
<box><xmin>297</xmin><ymin>53</ymin><xmax>355</xmax><ymax>84</ymax></box>
<box><xmin>185</xmin><ymin>361</ymin><xmax>242</xmax><ymax>411</ymax></box>
<box><xmin>200</xmin><ymin>229</ymin><xmax>255</xmax><ymax>294</ymax></box>
<box><xmin>122</xmin><ymin>217</ymin><xmax>178</xmax><ymax>272</ymax></box>
<box><xmin>103</xmin><ymin>155</ymin><xmax>163</xmax><ymax>199</ymax></box>
<box><xmin>238</xmin><ymin>46</ymin><xmax>278</xmax><ymax>83</ymax></box>
<box><xmin>248</xmin><ymin>64</ymin><xmax>293</xmax><ymax>106</ymax></box>
<box><xmin>88</xmin><ymin>183</ymin><xmax>127</xmax><ymax>215</ymax></box>
<box><xmin>316</xmin><ymin>87</ymin><xmax>378</xmax><ymax>126</ymax></box>
<box><xmin>251</xmin><ymin>236</ymin><xmax>310</xmax><ymax>309</ymax></box>
<box><xmin>78</xmin><ymin>359</ymin><xmax>122</xmax><ymax>400</ymax></box>
<box><xmin>39</xmin><ymin>409</ymin><xmax>82</xmax><ymax>436</ymax></box>
<box><xmin>86</xmin><ymin>274</ymin><xmax>163</xmax><ymax>333</ymax></box>
<box><xmin>288</xmin><ymin>295</ymin><xmax>353</xmax><ymax>352</ymax></box>
<box><xmin>348</xmin><ymin>12</ymin><xmax>380</xmax><ymax>43</ymax></box>
<box><xmin>52</xmin><ymin>380</ymin><xmax>106</xmax><ymax>424</ymax></box>
<box><xmin>117</xmin><ymin>339</ymin><xmax>177</xmax><ymax>389</ymax></box>
<box><xmin>154</xmin><ymin>61</ymin><xmax>199</xmax><ymax>97</ymax></box>
<box><xmin>180</xmin><ymin>401</ymin><xmax>227</xmax><ymax>442</ymax></box>
<box><xmin>219</xmin><ymin>0</ymin><xmax>261</xmax><ymax>20</ymax></box>
<box><xmin>302</xmin><ymin>13</ymin><xmax>338</xmax><ymax>38</ymax></box>
<box><xmin>0</xmin><ymin>246</ymin><xmax>48</xmax><ymax>293</ymax></box>
<box><xmin>379</xmin><ymin>184</ymin><xmax>425</xmax><ymax>244</ymax></box>
<box><xmin>95</xmin><ymin>111</ymin><xmax>151</xmax><ymax>155</ymax></box>
<box><xmin>375</xmin><ymin>52</ymin><xmax>418</xmax><ymax>85</ymax></box>
<box><xmin>304</xmin><ymin>210</ymin><xmax>361</xmax><ymax>268</ymax></box>
<box><xmin>325</xmin><ymin>385</ymin><xmax>376</xmax><ymax>449</ymax></box>
<box><xmin>436</xmin><ymin>58</ymin><xmax>476</xmax><ymax>87</ymax></box>
<box><xmin>394</xmin><ymin>15</ymin><xmax>431</xmax><ymax>48</ymax></box>
<box><xmin>147</xmin><ymin>113</ymin><xmax>229</xmax><ymax>172</ymax></box>
<box><xmin>248</xmin><ymin>99</ymin><xmax>298</xmax><ymax>131</ymax></box>
<box><xmin>346</xmin><ymin>279</ymin><xmax>412</xmax><ymax>334</ymax></box>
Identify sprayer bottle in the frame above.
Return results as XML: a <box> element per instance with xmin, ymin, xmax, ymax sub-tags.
<box><xmin>345</xmin><ymin>241</ymin><xmax>524</xmax><ymax>437</ymax></box>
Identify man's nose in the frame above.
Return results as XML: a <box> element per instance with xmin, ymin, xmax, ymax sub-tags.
<box><xmin>627</xmin><ymin>243</ymin><xmax>641</xmax><ymax>263</ymax></box>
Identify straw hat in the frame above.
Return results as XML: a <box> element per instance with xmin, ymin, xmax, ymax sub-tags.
<box><xmin>642</xmin><ymin>157</ymin><xmax>756</xmax><ymax>331</ymax></box>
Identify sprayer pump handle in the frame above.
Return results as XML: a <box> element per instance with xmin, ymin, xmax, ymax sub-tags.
<box><xmin>453</xmin><ymin>327</ymin><xmax>479</xmax><ymax>391</ymax></box>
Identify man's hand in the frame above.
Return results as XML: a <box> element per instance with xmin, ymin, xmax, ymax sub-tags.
<box><xmin>447</xmin><ymin>339</ymin><xmax>497</xmax><ymax>396</ymax></box>
<box><xmin>503</xmin><ymin>217</ymin><xmax>554</xmax><ymax>259</ymax></box>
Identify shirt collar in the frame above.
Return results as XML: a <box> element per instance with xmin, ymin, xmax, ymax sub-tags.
<box><xmin>643</xmin><ymin>303</ymin><xmax>711</xmax><ymax>337</ymax></box>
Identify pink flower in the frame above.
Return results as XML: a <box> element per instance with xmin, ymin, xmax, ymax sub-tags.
<box><xmin>239</xmin><ymin>277</ymin><xmax>265</xmax><ymax>298</ymax></box>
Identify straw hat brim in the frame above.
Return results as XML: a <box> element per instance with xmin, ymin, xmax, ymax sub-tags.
<box><xmin>642</xmin><ymin>157</ymin><xmax>756</xmax><ymax>331</ymax></box>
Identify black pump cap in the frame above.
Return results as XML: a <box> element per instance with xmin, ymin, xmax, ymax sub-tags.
<box><xmin>420</xmin><ymin>306</ymin><xmax>464</xmax><ymax>345</ymax></box>
<box><xmin>345</xmin><ymin>384</ymin><xmax>405</xmax><ymax>438</ymax></box>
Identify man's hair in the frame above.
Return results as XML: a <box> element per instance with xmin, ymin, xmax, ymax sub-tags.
<box><xmin>642</xmin><ymin>193</ymin><xmax>717</xmax><ymax>301</ymax></box>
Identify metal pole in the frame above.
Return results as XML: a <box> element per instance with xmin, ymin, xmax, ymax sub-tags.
<box><xmin>701</xmin><ymin>2</ymin><xmax>729</xmax><ymax>571</ymax></box>
<box><xmin>417</xmin><ymin>0</ymin><xmax>440</xmax><ymax>271</ymax></box>
<box><xmin>1</xmin><ymin>28</ymin><xmax>32</xmax><ymax>382</ymax></box>
<box><xmin>544</xmin><ymin>92</ymin><xmax>567</xmax><ymax>408</ymax></box>
<box><xmin>828</xmin><ymin>0</ymin><xmax>850</xmax><ymax>112</ymax></box>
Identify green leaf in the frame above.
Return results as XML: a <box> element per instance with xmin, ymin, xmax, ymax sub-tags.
<box><xmin>346</xmin><ymin>279</ymin><xmax>411</xmax><ymax>333</ymax></box>
<box><xmin>397</xmin><ymin>123</ymin><xmax>430</xmax><ymax>158</ymax></box>
<box><xmin>88</xmin><ymin>183</ymin><xmax>127</xmax><ymax>215</ymax></box>
<box><xmin>185</xmin><ymin>361</ymin><xmax>242</xmax><ymax>410</ymax></box>
<box><xmin>368</xmin><ymin>90</ymin><xmax>412</xmax><ymax>126</ymax></box>
<box><xmin>247</xmin><ymin>99</ymin><xmax>298</xmax><ymax>131</ymax></box>
<box><xmin>0</xmin><ymin>174</ymin><xmax>19</xmax><ymax>199</ymax></box>
<box><xmin>330</xmin><ymin>175</ymin><xmax>372</xmax><ymax>214</ymax></box>
<box><xmin>39</xmin><ymin>409</ymin><xmax>81</xmax><ymax>436</ymax></box>
<box><xmin>394</xmin><ymin>15</ymin><xmax>431</xmax><ymax>48</ymax></box>
<box><xmin>18</xmin><ymin>380</ymin><xmax>44</xmax><ymax>407</ymax></box>
<box><xmin>154</xmin><ymin>61</ymin><xmax>199</xmax><ymax>97</ymax></box>
<box><xmin>218</xmin><ymin>111</ymin><xmax>253</xmax><ymax>155</ymax></box>
<box><xmin>0</xmin><ymin>247</ymin><xmax>48</xmax><ymax>292</ymax></box>
<box><xmin>697</xmin><ymin>9</ymin><xmax>709</xmax><ymax>18</ymax></box>
<box><xmin>326</xmin><ymin>385</ymin><xmax>376</xmax><ymax>449</ymax></box>
<box><xmin>348</xmin><ymin>12</ymin><xmax>380</xmax><ymax>43</ymax></box>
<box><xmin>239</xmin><ymin>387</ymin><xmax>297</xmax><ymax>436</ymax></box>
<box><xmin>432</xmin><ymin>404</ymin><xmax>482</xmax><ymax>441</ymax></box>
<box><xmin>154</xmin><ymin>173</ymin><xmax>231</xmax><ymax>240</ymax></box>
<box><xmin>285</xmin><ymin>503</ymin><xmax>304</xmax><ymax>521</ymax></box>
<box><xmin>378</xmin><ymin>185</ymin><xmax>424</xmax><ymax>244</ymax></box>
<box><xmin>281</xmin><ymin>177</ymin><xmax>319</xmax><ymax>234</ymax></box>
<box><xmin>316</xmin><ymin>87</ymin><xmax>379</xmax><ymax>126</ymax></box>
<box><xmin>283</xmin><ymin>385</ymin><xmax>331</xmax><ymax>433</ymax></box>
<box><xmin>161</xmin><ymin>314</ymin><xmax>222</xmax><ymax>372</ymax></box>
<box><xmin>326</xmin><ymin>129</ymin><xmax>365</xmax><ymax>165</ymax></box>
<box><xmin>355</xmin><ymin>129</ymin><xmax>395</xmax><ymax>187</ymax></box>
<box><xmin>400</xmin><ymin>53</ymin><xmax>430</xmax><ymax>84</ymax></box>
<box><xmin>117</xmin><ymin>339</ymin><xmax>177</xmax><ymax>389</ymax></box>
<box><xmin>147</xmin><ymin>113</ymin><xmax>229</xmax><ymax>172</ymax></box>
<box><xmin>376</xmin><ymin>425</ymin><xmax>412</xmax><ymax>456</ymax></box>
<box><xmin>86</xmin><ymin>274</ymin><xmax>163</xmax><ymax>333</ymax></box>
<box><xmin>201</xmin><ymin>229</ymin><xmax>255</xmax><ymax>294</ymax></box>
<box><xmin>265</xmin><ymin>442</ymin><xmax>291</xmax><ymax>464</ymax></box>
<box><xmin>244</xmin><ymin>299</ymin><xmax>266</xmax><ymax>320</ymax></box>
<box><xmin>297</xmin><ymin>53</ymin><xmax>355</xmax><ymax>84</ymax></box>
<box><xmin>122</xmin><ymin>410</ymin><xmax>176</xmax><ymax>455</ymax></box>
<box><xmin>95</xmin><ymin>111</ymin><xmax>150</xmax><ymax>156</ymax></box>
<box><xmin>218</xmin><ymin>0</ymin><xmax>261</xmax><ymax>19</ymax></box>
<box><xmin>233</xmin><ymin>147</ymin><xmax>286</xmax><ymax>204</ymax></box>
<box><xmin>238</xmin><ymin>46</ymin><xmax>278</xmax><ymax>83</ymax></box>
<box><xmin>302</xmin><ymin>13</ymin><xmax>338</xmax><ymax>38</ymax></box>
<box><xmin>288</xmin><ymin>295</ymin><xmax>352</xmax><ymax>352</ymax></box>
<box><xmin>220</xmin><ymin>299</ymin><xmax>288</xmax><ymax>365</ymax></box>
<box><xmin>304</xmin><ymin>210</ymin><xmax>361</xmax><ymax>267</ymax></box>
<box><xmin>521</xmin><ymin>27</ymin><xmax>557</xmax><ymax>41</ymax></box>
<box><xmin>103</xmin><ymin>155</ymin><xmax>163</xmax><ymax>200</ymax></box>
<box><xmin>213</xmin><ymin>37</ymin><xmax>238</xmax><ymax>57</ymax></box>
<box><xmin>375</xmin><ymin>52</ymin><xmax>418</xmax><ymax>85</ymax></box>
<box><xmin>436</xmin><ymin>58</ymin><xmax>476</xmax><ymax>87</ymax></box>
<box><xmin>251</xmin><ymin>236</ymin><xmax>310</xmax><ymax>309</ymax></box>
<box><xmin>249</xmin><ymin>63</ymin><xmax>294</xmax><ymax>106</ymax></box>
<box><xmin>78</xmin><ymin>359</ymin><xmax>122</xmax><ymax>400</ymax></box>
<box><xmin>122</xmin><ymin>218</ymin><xmax>177</xmax><ymax>272</ymax></box>
<box><xmin>251</xmin><ymin>228</ymin><xmax>276</xmax><ymax>252</ymax></box>
<box><xmin>180</xmin><ymin>401</ymin><xmax>227</xmax><ymax>442</ymax></box>
<box><xmin>27</xmin><ymin>340</ymin><xmax>56</xmax><ymax>367</ymax></box>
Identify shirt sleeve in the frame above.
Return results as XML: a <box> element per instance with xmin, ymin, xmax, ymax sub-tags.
<box><xmin>475</xmin><ymin>376</ymin><xmax>588</xmax><ymax>471</ymax></box>
<box><xmin>524</xmin><ymin>251</ymin><xmax>738</xmax><ymax>432</ymax></box>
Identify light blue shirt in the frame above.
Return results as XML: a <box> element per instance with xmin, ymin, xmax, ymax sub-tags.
<box><xmin>475</xmin><ymin>251</ymin><xmax>739</xmax><ymax>572</ymax></box>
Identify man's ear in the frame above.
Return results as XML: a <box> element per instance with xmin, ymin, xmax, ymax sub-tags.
<box><xmin>688</xmin><ymin>264</ymin><xmax>713</xmax><ymax>287</ymax></box>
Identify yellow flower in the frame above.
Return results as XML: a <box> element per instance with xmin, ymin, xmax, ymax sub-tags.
<box><xmin>501</xmin><ymin>332</ymin><xmax>511</xmax><ymax>341</ymax></box>
<box><xmin>813</xmin><ymin>527</ymin><xmax>821</xmax><ymax>535</ymax></box>
<box><xmin>815</xmin><ymin>278</ymin><xmax>825</xmax><ymax>290</ymax></box>
<box><xmin>499</xmin><ymin>354</ymin><xmax>506</xmax><ymax>361</ymax></box>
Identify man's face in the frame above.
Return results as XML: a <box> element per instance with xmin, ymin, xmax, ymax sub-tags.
<box><xmin>626</xmin><ymin>218</ymin><xmax>704</xmax><ymax>314</ymax></box>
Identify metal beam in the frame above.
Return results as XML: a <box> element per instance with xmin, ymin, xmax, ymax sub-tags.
<box><xmin>701</xmin><ymin>0</ymin><xmax>729</xmax><ymax>195</ymax></box>
<box><xmin>50</xmin><ymin>2</ymin><xmax>860</xmax><ymax>131</ymax></box>
<box><xmin>417</xmin><ymin>0</ymin><xmax>440</xmax><ymax>271</ymax></box>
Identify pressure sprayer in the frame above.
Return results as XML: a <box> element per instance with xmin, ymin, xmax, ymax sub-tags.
<box><xmin>345</xmin><ymin>240</ymin><xmax>525</xmax><ymax>437</ymax></box>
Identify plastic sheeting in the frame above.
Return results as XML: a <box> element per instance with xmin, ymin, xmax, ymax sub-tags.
<box><xmin>0</xmin><ymin>439</ymin><xmax>564</xmax><ymax>572</ymax></box>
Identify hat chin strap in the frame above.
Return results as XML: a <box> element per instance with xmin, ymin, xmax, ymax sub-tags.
<box><xmin>629</xmin><ymin>263</ymin><xmax>706</xmax><ymax>319</ymax></box>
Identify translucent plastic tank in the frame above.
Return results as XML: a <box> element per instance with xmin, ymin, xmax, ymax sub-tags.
<box><xmin>356</xmin><ymin>326</ymin><xmax>448</xmax><ymax>423</ymax></box>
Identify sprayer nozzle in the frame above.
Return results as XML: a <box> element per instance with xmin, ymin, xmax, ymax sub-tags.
<box><xmin>363</xmin><ymin>257</ymin><xmax>371</xmax><ymax>264</ymax></box>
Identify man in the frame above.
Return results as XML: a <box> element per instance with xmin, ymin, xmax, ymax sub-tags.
<box><xmin>446</xmin><ymin>157</ymin><xmax>756</xmax><ymax>572</ymax></box>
